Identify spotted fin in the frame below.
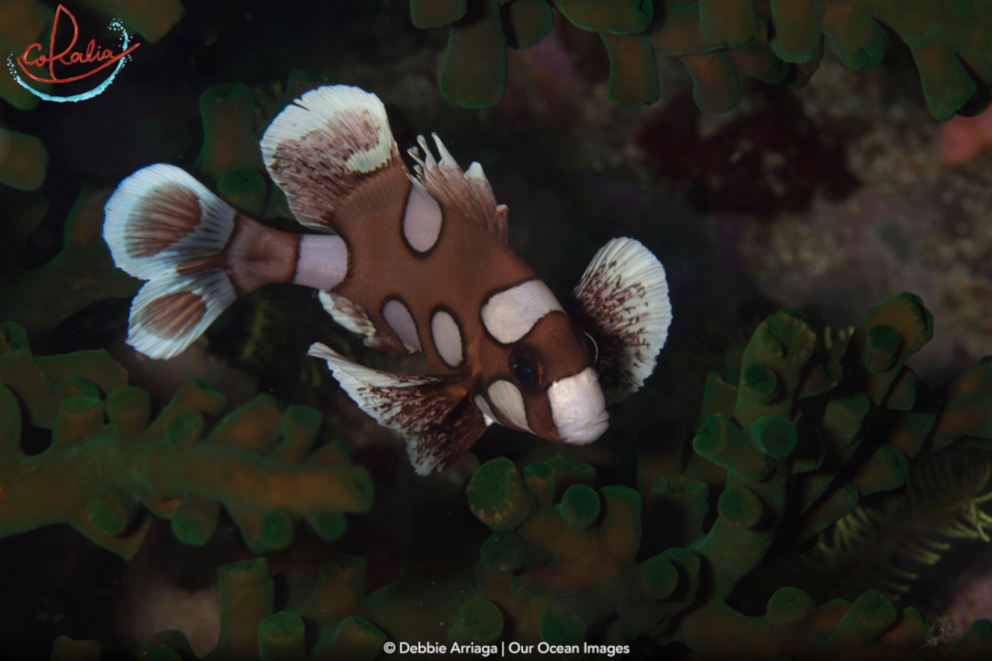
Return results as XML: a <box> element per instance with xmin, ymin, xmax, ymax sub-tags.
<box><xmin>317</xmin><ymin>291</ymin><xmax>406</xmax><ymax>353</ymax></box>
<box><xmin>260</xmin><ymin>85</ymin><xmax>404</xmax><ymax>232</ymax></box>
<box><xmin>408</xmin><ymin>133</ymin><xmax>508</xmax><ymax>244</ymax></box>
<box><xmin>102</xmin><ymin>164</ymin><xmax>237</xmax><ymax>359</ymax></box>
<box><xmin>308</xmin><ymin>343</ymin><xmax>486</xmax><ymax>475</ymax></box>
<box><xmin>567</xmin><ymin>238</ymin><xmax>671</xmax><ymax>403</ymax></box>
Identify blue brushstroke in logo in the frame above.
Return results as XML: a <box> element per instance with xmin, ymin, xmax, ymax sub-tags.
<box><xmin>5</xmin><ymin>18</ymin><xmax>133</xmax><ymax>103</ymax></box>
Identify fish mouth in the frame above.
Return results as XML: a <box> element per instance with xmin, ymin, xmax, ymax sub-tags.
<box><xmin>555</xmin><ymin>408</ymin><xmax>609</xmax><ymax>445</ymax></box>
<box><xmin>548</xmin><ymin>366</ymin><xmax>609</xmax><ymax>445</ymax></box>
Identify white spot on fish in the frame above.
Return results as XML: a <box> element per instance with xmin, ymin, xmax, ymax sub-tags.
<box><xmin>403</xmin><ymin>180</ymin><xmax>442</xmax><ymax>252</ymax></box>
<box><xmin>480</xmin><ymin>280</ymin><xmax>563</xmax><ymax>344</ymax></box>
<box><xmin>431</xmin><ymin>309</ymin><xmax>463</xmax><ymax>368</ymax></box>
<box><xmin>487</xmin><ymin>380</ymin><xmax>532</xmax><ymax>432</ymax></box>
<box><xmin>382</xmin><ymin>299</ymin><xmax>420</xmax><ymax>353</ymax></box>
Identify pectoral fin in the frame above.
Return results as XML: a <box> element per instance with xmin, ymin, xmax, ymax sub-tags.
<box><xmin>567</xmin><ymin>238</ymin><xmax>672</xmax><ymax>403</ymax></box>
<box><xmin>308</xmin><ymin>343</ymin><xmax>486</xmax><ymax>475</ymax></box>
<box><xmin>317</xmin><ymin>291</ymin><xmax>407</xmax><ymax>353</ymax></box>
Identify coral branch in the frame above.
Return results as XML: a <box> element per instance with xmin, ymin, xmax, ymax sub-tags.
<box><xmin>413</xmin><ymin>0</ymin><xmax>992</xmax><ymax>119</ymax></box>
<box><xmin>0</xmin><ymin>323</ymin><xmax>373</xmax><ymax>559</ymax></box>
<box><xmin>0</xmin><ymin>187</ymin><xmax>139</xmax><ymax>336</ymax></box>
<box><xmin>0</xmin><ymin>127</ymin><xmax>47</xmax><ymax>191</ymax></box>
<box><xmin>37</xmin><ymin>293</ymin><xmax>992</xmax><ymax>659</ymax></box>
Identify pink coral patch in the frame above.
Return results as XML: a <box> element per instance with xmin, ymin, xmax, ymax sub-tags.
<box><xmin>940</xmin><ymin>109</ymin><xmax>992</xmax><ymax>166</ymax></box>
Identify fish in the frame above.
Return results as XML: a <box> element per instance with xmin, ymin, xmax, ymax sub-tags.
<box><xmin>102</xmin><ymin>85</ymin><xmax>672</xmax><ymax>475</ymax></box>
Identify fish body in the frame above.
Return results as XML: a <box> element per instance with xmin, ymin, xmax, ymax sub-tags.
<box><xmin>103</xmin><ymin>85</ymin><xmax>671</xmax><ymax>475</ymax></box>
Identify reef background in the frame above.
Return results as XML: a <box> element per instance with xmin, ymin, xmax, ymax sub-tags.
<box><xmin>3</xmin><ymin>0</ymin><xmax>992</xmax><ymax>658</ymax></box>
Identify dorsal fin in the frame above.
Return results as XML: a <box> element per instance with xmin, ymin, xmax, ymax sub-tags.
<box><xmin>408</xmin><ymin>133</ymin><xmax>508</xmax><ymax>244</ymax></box>
<box><xmin>308</xmin><ymin>343</ymin><xmax>486</xmax><ymax>474</ymax></box>
<box><xmin>567</xmin><ymin>238</ymin><xmax>671</xmax><ymax>403</ymax></box>
<box><xmin>260</xmin><ymin>85</ymin><xmax>404</xmax><ymax>233</ymax></box>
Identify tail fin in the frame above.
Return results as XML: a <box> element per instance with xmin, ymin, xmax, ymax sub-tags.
<box><xmin>103</xmin><ymin>164</ymin><xmax>237</xmax><ymax>360</ymax></box>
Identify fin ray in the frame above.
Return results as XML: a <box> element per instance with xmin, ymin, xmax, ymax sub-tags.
<box><xmin>103</xmin><ymin>164</ymin><xmax>238</xmax><ymax>360</ymax></box>
<box><xmin>408</xmin><ymin>133</ymin><xmax>508</xmax><ymax>243</ymax></box>
<box><xmin>261</xmin><ymin>85</ymin><xmax>403</xmax><ymax>232</ymax></box>
<box><xmin>567</xmin><ymin>238</ymin><xmax>671</xmax><ymax>403</ymax></box>
<box><xmin>127</xmin><ymin>271</ymin><xmax>235</xmax><ymax>359</ymax></box>
<box><xmin>103</xmin><ymin>164</ymin><xmax>236</xmax><ymax>279</ymax></box>
<box><xmin>317</xmin><ymin>291</ymin><xmax>406</xmax><ymax>352</ymax></box>
<box><xmin>308</xmin><ymin>343</ymin><xmax>486</xmax><ymax>475</ymax></box>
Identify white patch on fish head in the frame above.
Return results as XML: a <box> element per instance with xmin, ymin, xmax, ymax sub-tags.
<box><xmin>480</xmin><ymin>279</ymin><xmax>564</xmax><ymax>345</ymax></box>
<box><xmin>548</xmin><ymin>367</ymin><xmax>608</xmax><ymax>445</ymax></box>
<box><xmin>487</xmin><ymin>380</ymin><xmax>532</xmax><ymax>433</ymax></box>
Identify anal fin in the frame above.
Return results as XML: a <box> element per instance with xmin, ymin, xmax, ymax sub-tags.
<box><xmin>308</xmin><ymin>343</ymin><xmax>486</xmax><ymax>475</ymax></box>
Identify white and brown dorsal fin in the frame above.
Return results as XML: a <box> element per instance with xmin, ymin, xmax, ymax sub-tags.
<box><xmin>567</xmin><ymin>238</ymin><xmax>671</xmax><ymax>404</ymax></box>
<box><xmin>260</xmin><ymin>85</ymin><xmax>403</xmax><ymax>232</ymax></box>
<box><xmin>408</xmin><ymin>133</ymin><xmax>508</xmax><ymax>244</ymax></box>
<box><xmin>308</xmin><ymin>343</ymin><xmax>486</xmax><ymax>475</ymax></box>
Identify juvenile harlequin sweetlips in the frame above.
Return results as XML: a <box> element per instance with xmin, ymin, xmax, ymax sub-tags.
<box><xmin>102</xmin><ymin>85</ymin><xmax>672</xmax><ymax>474</ymax></box>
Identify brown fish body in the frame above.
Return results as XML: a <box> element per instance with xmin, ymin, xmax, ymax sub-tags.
<box><xmin>330</xmin><ymin>161</ymin><xmax>540</xmax><ymax>379</ymax></box>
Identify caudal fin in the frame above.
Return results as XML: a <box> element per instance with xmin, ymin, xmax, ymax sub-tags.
<box><xmin>103</xmin><ymin>164</ymin><xmax>237</xmax><ymax>360</ymax></box>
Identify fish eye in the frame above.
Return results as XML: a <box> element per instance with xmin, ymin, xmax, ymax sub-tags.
<box><xmin>510</xmin><ymin>351</ymin><xmax>539</xmax><ymax>390</ymax></box>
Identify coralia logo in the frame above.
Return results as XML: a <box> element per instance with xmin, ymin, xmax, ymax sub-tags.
<box><xmin>6</xmin><ymin>4</ymin><xmax>140</xmax><ymax>102</ymax></box>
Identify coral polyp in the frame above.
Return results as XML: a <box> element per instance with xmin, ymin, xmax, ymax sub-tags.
<box><xmin>29</xmin><ymin>293</ymin><xmax>992</xmax><ymax>658</ymax></box>
<box><xmin>0</xmin><ymin>322</ymin><xmax>373</xmax><ymax>559</ymax></box>
<box><xmin>414</xmin><ymin>0</ymin><xmax>992</xmax><ymax>120</ymax></box>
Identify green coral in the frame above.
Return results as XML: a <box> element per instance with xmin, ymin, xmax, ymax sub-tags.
<box><xmin>0</xmin><ymin>0</ymin><xmax>51</xmax><ymax>191</ymax></box>
<box><xmin>0</xmin><ymin>126</ymin><xmax>47</xmax><ymax>191</ymax></box>
<box><xmin>756</xmin><ymin>360</ymin><xmax>992</xmax><ymax>604</ymax></box>
<box><xmin>43</xmin><ymin>292</ymin><xmax>992</xmax><ymax>659</ymax></box>
<box><xmin>0</xmin><ymin>322</ymin><xmax>373</xmax><ymax>559</ymax></box>
<box><xmin>195</xmin><ymin>70</ymin><xmax>335</xmax><ymax>209</ymax></box>
<box><xmin>0</xmin><ymin>186</ymin><xmax>139</xmax><ymax>336</ymax></box>
<box><xmin>0</xmin><ymin>0</ymin><xmax>53</xmax><ymax>112</ymax></box>
<box><xmin>414</xmin><ymin>0</ymin><xmax>992</xmax><ymax>120</ymax></box>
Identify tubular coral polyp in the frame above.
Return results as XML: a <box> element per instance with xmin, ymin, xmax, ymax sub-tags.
<box><xmin>26</xmin><ymin>292</ymin><xmax>992</xmax><ymax>659</ymax></box>
<box><xmin>414</xmin><ymin>0</ymin><xmax>992</xmax><ymax>120</ymax></box>
<box><xmin>0</xmin><ymin>323</ymin><xmax>373</xmax><ymax>558</ymax></box>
